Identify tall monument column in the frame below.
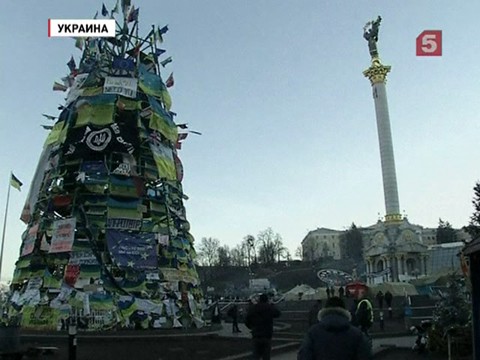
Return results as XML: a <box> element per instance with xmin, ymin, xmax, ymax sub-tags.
<box><xmin>363</xmin><ymin>17</ymin><xmax>401</xmax><ymax>223</ymax></box>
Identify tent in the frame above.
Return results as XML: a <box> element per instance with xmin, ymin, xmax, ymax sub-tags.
<box><xmin>283</xmin><ymin>284</ymin><xmax>318</xmax><ymax>301</ymax></box>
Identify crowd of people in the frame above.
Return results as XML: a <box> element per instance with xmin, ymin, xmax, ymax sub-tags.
<box><xmin>220</xmin><ymin>289</ymin><xmax>394</xmax><ymax>359</ymax></box>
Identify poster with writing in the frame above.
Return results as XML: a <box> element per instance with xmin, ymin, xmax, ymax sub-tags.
<box><xmin>49</xmin><ymin>217</ymin><xmax>76</xmax><ymax>253</ymax></box>
<box><xmin>104</xmin><ymin>76</ymin><xmax>138</xmax><ymax>98</ymax></box>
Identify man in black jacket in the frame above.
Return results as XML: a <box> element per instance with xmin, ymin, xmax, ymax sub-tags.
<box><xmin>297</xmin><ymin>296</ymin><xmax>372</xmax><ymax>360</ymax></box>
<box><xmin>245</xmin><ymin>294</ymin><xmax>281</xmax><ymax>360</ymax></box>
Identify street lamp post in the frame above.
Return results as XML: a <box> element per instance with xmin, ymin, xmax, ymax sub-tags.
<box><xmin>246</xmin><ymin>236</ymin><xmax>254</xmax><ymax>289</ymax></box>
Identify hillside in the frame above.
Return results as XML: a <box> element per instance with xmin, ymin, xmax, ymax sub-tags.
<box><xmin>197</xmin><ymin>258</ymin><xmax>362</xmax><ymax>296</ymax></box>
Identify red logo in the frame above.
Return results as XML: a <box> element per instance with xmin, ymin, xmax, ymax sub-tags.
<box><xmin>416</xmin><ymin>30</ymin><xmax>442</xmax><ymax>56</ymax></box>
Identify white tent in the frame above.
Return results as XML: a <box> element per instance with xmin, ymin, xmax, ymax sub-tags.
<box><xmin>283</xmin><ymin>284</ymin><xmax>318</xmax><ymax>301</ymax></box>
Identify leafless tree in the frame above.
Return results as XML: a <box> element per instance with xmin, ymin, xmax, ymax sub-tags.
<box><xmin>198</xmin><ymin>237</ymin><xmax>220</xmax><ymax>267</ymax></box>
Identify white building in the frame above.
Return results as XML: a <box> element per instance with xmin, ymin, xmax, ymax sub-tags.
<box><xmin>301</xmin><ymin>228</ymin><xmax>343</xmax><ymax>261</ymax></box>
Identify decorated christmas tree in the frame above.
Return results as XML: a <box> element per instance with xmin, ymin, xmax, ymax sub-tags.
<box><xmin>428</xmin><ymin>274</ymin><xmax>472</xmax><ymax>355</ymax></box>
<box><xmin>7</xmin><ymin>2</ymin><xmax>203</xmax><ymax>331</ymax></box>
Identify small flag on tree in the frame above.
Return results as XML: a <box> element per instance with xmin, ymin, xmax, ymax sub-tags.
<box><xmin>159</xmin><ymin>25</ymin><xmax>169</xmax><ymax>35</ymax></box>
<box><xmin>53</xmin><ymin>81</ymin><xmax>68</xmax><ymax>91</ymax></box>
<box><xmin>67</xmin><ymin>56</ymin><xmax>76</xmax><ymax>73</ymax></box>
<box><xmin>155</xmin><ymin>25</ymin><xmax>169</xmax><ymax>43</ymax></box>
<box><xmin>112</xmin><ymin>57</ymin><xmax>135</xmax><ymax>71</ymax></box>
<box><xmin>155</xmin><ymin>48</ymin><xmax>166</xmax><ymax>58</ymax></box>
<box><xmin>165</xmin><ymin>73</ymin><xmax>174</xmax><ymax>88</ymax></box>
<box><xmin>10</xmin><ymin>173</ymin><xmax>22</xmax><ymax>191</ymax></box>
<box><xmin>160</xmin><ymin>56</ymin><xmax>172</xmax><ymax>67</ymax></box>
<box><xmin>128</xmin><ymin>6</ymin><xmax>139</xmax><ymax>22</ymax></box>
<box><xmin>111</xmin><ymin>0</ymin><xmax>120</xmax><ymax>16</ymax></box>
<box><xmin>42</xmin><ymin>114</ymin><xmax>57</xmax><ymax>121</ymax></box>
<box><xmin>102</xmin><ymin>3</ymin><xmax>109</xmax><ymax>16</ymax></box>
<box><xmin>74</xmin><ymin>38</ymin><xmax>84</xmax><ymax>50</ymax></box>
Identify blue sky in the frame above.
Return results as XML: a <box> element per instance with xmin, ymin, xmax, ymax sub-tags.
<box><xmin>0</xmin><ymin>1</ymin><xmax>479</xmax><ymax>281</ymax></box>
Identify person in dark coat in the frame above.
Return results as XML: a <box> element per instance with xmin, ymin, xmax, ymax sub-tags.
<box><xmin>376</xmin><ymin>290</ymin><xmax>384</xmax><ymax>309</ymax></box>
<box><xmin>245</xmin><ymin>293</ymin><xmax>281</xmax><ymax>360</ymax></box>
<box><xmin>338</xmin><ymin>286</ymin><xmax>345</xmax><ymax>299</ymax></box>
<box><xmin>384</xmin><ymin>290</ymin><xmax>393</xmax><ymax>308</ymax></box>
<box><xmin>384</xmin><ymin>290</ymin><xmax>393</xmax><ymax>319</ymax></box>
<box><xmin>228</xmin><ymin>304</ymin><xmax>241</xmax><ymax>333</ymax></box>
<box><xmin>297</xmin><ymin>296</ymin><xmax>372</xmax><ymax>360</ymax></box>
<box><xmin>308</xmin><ymin>300</ymin><xmax>322</xmax><ymax>326</ymax></box>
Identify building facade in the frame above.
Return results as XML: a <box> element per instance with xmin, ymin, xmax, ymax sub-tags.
<box><xmin>301</xmin><ymin>222</ymin><xmax>469</xmax><ymax>284</ymax></box>
<box><xmin>301</xmin><ymin>228</ymin><xmax>342</xmax><ymax>261</ymax></box>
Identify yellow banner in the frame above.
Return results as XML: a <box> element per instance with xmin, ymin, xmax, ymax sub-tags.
<box><xmin>22</xmin><ymin>306</ymin><xmax>60</xmax><ymax>331</ymax></box>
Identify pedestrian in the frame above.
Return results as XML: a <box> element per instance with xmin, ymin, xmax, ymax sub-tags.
<box><xmin>297</xmin><ymin>296</ymin><xmax>372</xmax><ymax>360</ymax></box>
<box><xmin>384</xmin><ymin>290</ymin><xmax>393</xmax><ymax>319</ymax></box>
<box><xmin>228</xmin><ymin>304</ymin><xmax>241</xmax><ymax>333</ymax></box>
<box><xmin>245</xmin><ymin>293</ymin><xmax>281</xmax><ymax>360</ymax></box>
<box><xmin>212</xmin><ymin>302</ymin><xmax>221</xmax><ymax>324</ymax></box>
<box><xmin>355</xmin><ymin>293</ymin><xmax>374</xmax><ymax>338</ymax></box>
<box><xmin>338</xmin><ymin>286</ymin><xmax>345</xmax><ymax>299</ymax></box>
<box><xmin>330</xmin><ymin>286</ymin><xmax>335</xmax><ymax>297</ymax></box>
<box><xmin>349</xmin><ymin>298</ymin><xmax>360</xmax><ymax>326</ymax></box>
<box><xmin>308</xmin><ymin>300</ymin><xmax>322</xmax><ymax>327</ymax></box>
<box><xmin>326</xmin><ymin>287</ymin><xmax>331</xmax><ymax>299</ymax></box>
<box><xmin>376</xmin><ymin>290</ymin><xmax>384</xmax><ymax>309</ymax></box>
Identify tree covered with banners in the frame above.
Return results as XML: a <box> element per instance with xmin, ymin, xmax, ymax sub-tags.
<box><xmin>7</xmin><ymin>2</ymin><xmax>204</xmax><ymax>331</ymax></box>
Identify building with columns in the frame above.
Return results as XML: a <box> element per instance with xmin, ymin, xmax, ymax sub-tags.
<box><xmin>362</xmin><ymin>218</ymin><xmax>429</xmax><ymax>283</ymax></box>
<box><xmin>301</xmin><ymin>223</ymin><xmax>467</xmax><ymax>283</ymax></box>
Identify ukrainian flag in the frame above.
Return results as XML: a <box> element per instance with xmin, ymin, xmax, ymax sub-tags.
<box><xmin>10</xmin><ymin>173</ymin><xmax>22</xmax><ymax>191</ymax></box>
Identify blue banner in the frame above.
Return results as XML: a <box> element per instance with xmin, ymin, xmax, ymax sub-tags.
<box><xmin>106</xmin><ymin>230</ymin><xmax>157</xmax><ymax>269</ymax></box>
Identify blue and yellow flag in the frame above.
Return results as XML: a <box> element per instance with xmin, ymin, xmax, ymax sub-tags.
<box><xmin>10</xmin><ymin>173</ymin><xmax>22</xmax><ymax>191</ymax></box>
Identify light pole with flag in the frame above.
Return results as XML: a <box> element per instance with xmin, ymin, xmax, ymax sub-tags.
<box><xmin>0</xmin><ymin>173</ymin><xmax>22</xmax><ymax>282</ymax></box>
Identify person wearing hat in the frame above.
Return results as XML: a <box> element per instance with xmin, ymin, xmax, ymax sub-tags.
<box><xmin>297</xmin><ymin>296</ymin><xmax>372</xmax><ymax>360</ymax></box>
<box><xmin>245</xmin><ymin>293</ymin><xmax>281</xmax><ymax>360</ymax></box>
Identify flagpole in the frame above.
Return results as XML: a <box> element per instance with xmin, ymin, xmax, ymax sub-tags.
<box><xmin>0</xmin><ymin>173</ymin><xmax>12</xmax><ymax>283</ymax></box>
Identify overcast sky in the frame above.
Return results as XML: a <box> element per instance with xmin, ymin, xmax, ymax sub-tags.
<box><xmin>0</xmin><ymin>1</ymin><xmax>479</xmax><ymax>281</ymax></box>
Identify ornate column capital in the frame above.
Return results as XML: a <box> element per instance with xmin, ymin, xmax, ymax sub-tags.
<box><xmin>363</xmin><ymin>59</ymin><xmax>391</xmax><ymax>85</ymax></box>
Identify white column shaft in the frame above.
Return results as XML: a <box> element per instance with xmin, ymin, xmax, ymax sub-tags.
<box><xmin>372</xmin><ymin>82</ymin><xmax>400</xmax><ymax>216</ymax></box>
